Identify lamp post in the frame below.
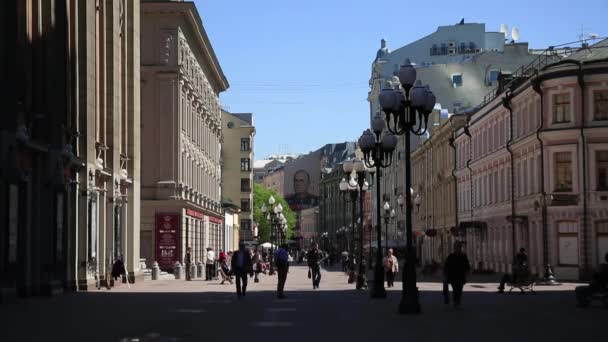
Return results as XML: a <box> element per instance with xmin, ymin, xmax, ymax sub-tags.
<box><xmin>261</xmin><ymin>196</ymin><xmax>283</xmax><ymax>276</ymax></box>
<box><xmin>341</xmin><ymin>159</ymin><xmax>369</xmax><ymax>289</ymax></box>
<box><xmin>358</xmin><ymin>119</ymin><xmax>397</xmax><ymax>298</ymax></box>
<box><xmin>382</xmin><ymin>202</ymin><xmax>396</xmax><ymax>255</ymax></box>
<box><xmin>378</xmin><ymin>58</ymin><xmax>436</xmax><ymax>314</ymax></box>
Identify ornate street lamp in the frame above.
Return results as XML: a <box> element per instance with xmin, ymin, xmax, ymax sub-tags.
<box><xmin>340</xmin><ymin>159</ymin><xmax>370</xmax><ymax>289</ymax></box>
<box><xmin>378</xmin><ymin>58</ymin><xmax>436</xmax><ymax>314</ymax></box>
<box><xmin>383</xmin><ymin>201</ymin><xmax>395</xmax><ymax>255</ymax></box>
<box><xmin>261</xmin><ymin>196</ymin><xmax>283</xmax><ymax>276</ymax></box>
<box><xmin>359</xmin><ymin>117</ymin><xmax>397</xmax><ymax>298</ymax></box>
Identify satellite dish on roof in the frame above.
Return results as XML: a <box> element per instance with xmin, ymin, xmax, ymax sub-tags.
<box><xmin>511</xmin><ymin>27</ymin><xmax>520</xmax><ymax>42</ymax></box>
<box><xmin>500</xmin><ymin>24</ymin><xmax>509</xmax><ymax>38</ymax></box>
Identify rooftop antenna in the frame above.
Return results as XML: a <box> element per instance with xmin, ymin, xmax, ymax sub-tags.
<box><xmin>500</xmin><ymin>24</ymin><xmax>509</xmax><ymax>40</ymax></box>
<box><xmin>511</xmin><ymin>27</ymin><xmax>520</xmax><ymax>42</ymax></box>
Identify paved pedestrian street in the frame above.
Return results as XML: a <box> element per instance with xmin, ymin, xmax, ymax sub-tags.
<box><xmin>1</xmin><ymin>266</ymin><xmax>605</xmax><ymax>342</ymax></box>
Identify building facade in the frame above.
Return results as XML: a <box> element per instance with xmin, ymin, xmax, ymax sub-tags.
<box><xmin>221</xmin><ymin>111</ymin><xmax>255</xmax><ymax>242</ymax></box>
<box><xmin>0</xmin><ymin>0</ymin><xmax>142</xmax><ymax>297</ymax></box>
<box><xmin>453</xmin><ymin>40</ymin><xmax>608</xmax><ymax>280</ymax></box>
<box><xmin>411</xmin><ymin>115</ymin><xmax>466</xmax><ymax>265</ymax></box>
<box><xmin>140</xmin><ymin>0</ymin><xmax>227</xmax><ymax>271</ymax></box>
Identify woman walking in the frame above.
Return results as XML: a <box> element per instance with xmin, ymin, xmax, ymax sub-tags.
<box><xmin>384</xmin><ymin>248</ymin><xmax>399</xmax><ymax>288</ymax></box>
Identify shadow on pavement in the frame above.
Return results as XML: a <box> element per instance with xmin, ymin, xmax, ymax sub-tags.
<box><xmin>0</xmin><ymin>283</ymin><xmax>606</xmax><ymax>342</ymax></box>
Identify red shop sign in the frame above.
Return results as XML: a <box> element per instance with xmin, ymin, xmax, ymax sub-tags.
<box><xmin>185</xmin><ymin>209</ymin><xmax>204</xmax><ymax>219</ymax></box>
<box><xmin>155</xmin><ymin>213</ymin><xmax>180</xmax><ymax>269</ymax></box>
<box><xmin>208</xmin><ymin>216</ymin><xmax>223</xmax><ymax>224</ymax></box>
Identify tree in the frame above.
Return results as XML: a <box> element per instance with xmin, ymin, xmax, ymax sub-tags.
<box><xmin>253</xmin><ymin>183</ymin><xmax>296</xmax><ymax>243</ymax></box>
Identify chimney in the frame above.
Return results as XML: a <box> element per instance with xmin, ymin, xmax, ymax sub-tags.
<box><xmin>381</xmin><ymin>39</ymin><xmax>387</xmax><ymax>49</ymax></box>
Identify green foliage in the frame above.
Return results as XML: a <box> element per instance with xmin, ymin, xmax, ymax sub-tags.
<box><xmin>253</xmin><ymin>183</ymin><xmax>296</xmax><ymax>243</ymax></box>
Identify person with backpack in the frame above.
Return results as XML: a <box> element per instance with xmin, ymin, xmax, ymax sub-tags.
<box><xmin>275</xmin><ymin>244</ymin><xmax>290</xmax><ymax>299</ymax></box>
<box><xmin>307</xmin><ymin>243</ymin><xmax>323</xmax><ymax>289</ymax></box>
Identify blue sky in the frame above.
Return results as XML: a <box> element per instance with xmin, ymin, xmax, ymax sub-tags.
<box><xmin>194</xmin><ymin>0</ymin><xmax>607</xmax><ymax>159</ymax></box>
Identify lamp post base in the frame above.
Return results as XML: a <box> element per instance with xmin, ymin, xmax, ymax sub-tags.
<box><xmin>356</xmin><ymin>274</ymin><xmax>367</xmax><ymax>290</ymax></box>
<box><xmin>398</xmin><ymin>287</ymin><xmax>421</xmax><ymax>315</ymax></box>
<box><xmin>536</xmin><ymin>264</ymin><xmax>561</xmax><ymax>286</ymax></box>
<box><xmin>371</xmin><ymin>265</ymin><xmax>386</xmax><ymax>298</ymax></box>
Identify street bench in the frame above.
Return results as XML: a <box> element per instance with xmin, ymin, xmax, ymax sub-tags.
<box><xmin>507</xmin><ymin>275</ymin><xmax>536</xmax><ymax>294</ymax></box>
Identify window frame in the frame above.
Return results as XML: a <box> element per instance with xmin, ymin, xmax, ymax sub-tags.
<box><xmin>452</xmin><ymin>74</ymin><xmax>463</xmax><ymax>88</ymax></box>
<box><xmin>593</xmin><ymin>89</ymin><xmax>608</xmax><ymax>121</ymax></box>
<box><xmin>552</xmin><ymin>93</ymin><xmax>572</xmax><ymax>124</ymax></box>
<box><xmin>240</xmin><ymin>158</ymin><xmax>251</xmax><ymax>172</ymax></box>
<box><xmin>554</xmin><ymin>151</ymin><xmax>573</xmax><ymax>192</ymax></box>
<box><xmin>240</xmin><ymin>137</ymin><xmax>250</xmax><ymax>152</ymax></box>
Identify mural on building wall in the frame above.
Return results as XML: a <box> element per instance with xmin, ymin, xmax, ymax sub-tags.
<box><xmin>283</xmin><ymin>150</ymin><xmax>321</xmax><ymax>211</ymax></box>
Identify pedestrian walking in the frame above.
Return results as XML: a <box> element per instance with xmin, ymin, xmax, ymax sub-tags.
<box><xmin>342</xmin><ymin>253</ymin><xmax>349</xmax><ymax>273</ymax></box>
<box><xmin>253</xmin><ymin>249</ymin><xmax>262</xmax><ymax>283</ymax></box>
<box><xmin>206</xmin><ymin>247</ymin><xmax>216</xmax><ymax>281</ymax></box>
<box><xmin>275</xmin><ymin>244</ymin><xmax>290</xmax><ymax>299</ymax></box>
<box><xmin>384</xmin><ymin>248</ymin><xmax>399</xmax><ymax>288</ymax></box>
<box><xmin>307</xmin><ymin>243</ymin><xmax>323</xmax><ymax>289</ymax></box>
<box><xmin>185</xmin><ymin>247</ymin><xmax>192</xmax><ymax>281</ymax></box>
<box><xmin>443</xmin><ymin>241</ymin><xmax>470</xmax><ymax>309</ymax></box>
<box><xmin>231</xmin><ymin>244</ymin><xmax>253</xmax><ymax>298</ymax></box>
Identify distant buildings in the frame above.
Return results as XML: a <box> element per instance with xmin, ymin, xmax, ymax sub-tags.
<box><xmin>262</xmin><ymin>142</ymin><xmax>357</xmax><ymax>248</ymax></box>
<box><xmin>221</xmin><ymin>111</ymin><xmax>255</xmax><ymax>244</ymax></box>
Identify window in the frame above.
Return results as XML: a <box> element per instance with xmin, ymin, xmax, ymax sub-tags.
<box><xmin>227</xmin><ymin>122</ymin><xmax>234</xmax><ymax>129</ymax></box>
<box><xmin>241</xmin><ymin>178</ymin><xmax>251</xmax><ymax>192</ymax></box>
<box><xmin>240</xmin><ymin>158</ymin><xmax>251</xmax><ymax>171</ymax></box>
<box><xmin>452</xmin><ymin>74</ymin><xmax>463</xmax><ymax>87</ymax></box>
<box><xmin>240</xmin><ymin>199</ymin><xmax>251</xmax><ymax>212</ymax></box>
<box><xmin>593</xmin><ymin>90</ymin><xmax>608</xmax><ymax>121</ymax></box>
<box><xmin>557</xmin><ymin>221</ymin><xmax>578</xmax><ymax>266</ymax></box>
<box><xmin>553</xmin><ymin>93</ymin><xmax>571</xmax><ymax>123</ymax></box>
<box><xmin>240</xmin><ymin>219</ymin><xmax>251</xmax><ymax>231</ymax></box>
<box><xmin>597</xmin><ymin>151</ymin><xmax>608</xmax><ymax>190</ymax></box>
<box><xmin>554</xmin><ymin>152</ymin><xmax>573</xmax><ymax>192</ymax></box>
<box><xmin>240</xmin><ymin>138</ymin><xmax>250</xmax><ymax>152</ymax></box>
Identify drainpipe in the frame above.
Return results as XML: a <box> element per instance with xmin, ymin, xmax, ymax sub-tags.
<box><xmin>464</xmin><ymin>119</ymin><xmax>473</xmax><ymax>248</ymax></box>
<box><xmin>577</xmin><ymin>62</ymin><xmax>590</xmax><ymax>279</ymax></box>
<box><xmin>502</xmin><ymin>91</ymin><xmax>517</xmax><ymax>265</ymax></box>
<box><xmin>448</xmin><ymin>124</ymin><xmax>458</xmax><ymax>263</ymax></box>
<box><xmin>532</xmin><ymin>77</ymin><xmax>560</xmax><ymax>285</ymax></box>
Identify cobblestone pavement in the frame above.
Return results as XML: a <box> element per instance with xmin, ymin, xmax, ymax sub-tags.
<box><xmin>0</xmin><ymin>265</ymin><xmax>605</xmax><ymax>342</ymax></box>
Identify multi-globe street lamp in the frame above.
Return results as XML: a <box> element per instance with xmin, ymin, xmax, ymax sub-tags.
<box><xmin>339</xmin><ymin>179</ymin><xmax>355</xmax><ymax>275</ymax></box>
<box><xmin>261</xmin><ymin>195</ymin><xmax>285</xmax><ymax>276</ymax></box>
<box><xmin>382</xmin><ymin>201</ymin><xmax>396</xmax><ymax>255</ymax></box>
<box><xmin>378</xmin><ymin>58</ymin><xmax>436</xmax><ymax>314</ymax></box>
<box><xmin>340</xmin><ymin>159</ymin><xmax>370</xmax><ymax>290</ymax></box>
<box><xmin>358</xmin><ymin>121</ymin><xmax>397</xmax><ymax>298</ymax></box>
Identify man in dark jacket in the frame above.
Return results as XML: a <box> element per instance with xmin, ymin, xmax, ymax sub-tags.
<box><xmin>275</xmin><ymin>244</ymin><xmax>290</xmax><ymax>299</ymax></box>
<box><xmin>576</xmin><ymin>252</ymin><xmax>608</xmax><ymax>307</ymax></box>
<box><xmin>444</xmin><ymin>241</ymin><xmax>470</xmax><ymax>309</ymax></box>
<box><xmin>307</xmin><ymin>243</ymin><xmax>323</xmax><ymax>289</ymax></box>
<box><xmin>231</xmin><ymin>244</ymin><xmax>253</xmax><ymax>298</ymax></box>
<box><xmin>185</xmin><ymin>247</ymin><xmax>192</xmax><ymax>281</ymax></box>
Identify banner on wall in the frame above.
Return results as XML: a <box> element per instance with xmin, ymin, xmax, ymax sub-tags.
<box><xmin>156</xmin><ymin>213</ymin><xmax>180</xmax><ymax>269</ymax></box>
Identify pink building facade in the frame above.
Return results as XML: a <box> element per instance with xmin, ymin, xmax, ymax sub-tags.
<box><xmin>454</xmin><ymin>41</ymin><xmax>608</xmax><ymax>280</ymax></box>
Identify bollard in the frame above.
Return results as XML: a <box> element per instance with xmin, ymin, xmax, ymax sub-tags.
<box><xmin>196</xmin><ymin>262</ymin><xmax>203</xmax><ymax>278</ymax></box>
<box><xmin>151</xmin><ymin>261</ymin><xmax>160</xmax><ymax>280</ymax></box>
<box><xmin>190</xmin><ymin>264</ymin><xmax>196</xmax><ymax>280</ymax></box>
<box><xmin>174</xmin><ymin>261</ymin><xmax>183</xmax><ymax>280</ymax></box>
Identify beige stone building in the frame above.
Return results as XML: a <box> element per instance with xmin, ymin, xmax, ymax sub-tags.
<box><xmin>221</xmin><ymin>111</ymin><xmax>255</xmax><ymax>241</ymax></box>
<box><xmin>0</xmin><ymin>0</ymin><xmax>142</xmax><ymax>296</ymax></box>
<box><xmin>140</xmin><ymin>0</ymin><xmax>228</xmax><ymax>271</ymax></box>
<box><xmin>411</xmin><ymin>115</ymin><xmax>466</xmax><ymax>264</ymax></box>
